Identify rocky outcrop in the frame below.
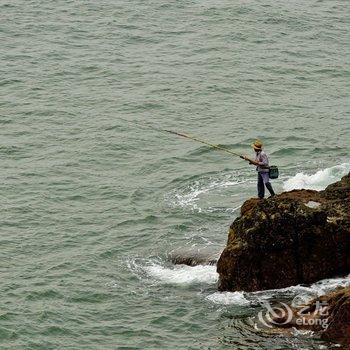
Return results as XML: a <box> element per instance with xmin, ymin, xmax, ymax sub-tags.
<box><xmin>169</xmin><ymin>247</ymin><xmax>219</xmax><ymax>266</ymax></box>
<box><xmin>272</xmin><ymin>286</ymin><xmax>350</xmax><ymax>349</ymax></box>
<box><xmin>217</xmin><ymin>172</ymin><xmax>350</xmax><ymax>292</ymax></box>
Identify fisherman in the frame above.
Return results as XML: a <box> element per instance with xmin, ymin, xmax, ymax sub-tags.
<box><xmin>241</xmin><ymin>140</ymin><xmax>275</xmax><ymax>199</ymax></box>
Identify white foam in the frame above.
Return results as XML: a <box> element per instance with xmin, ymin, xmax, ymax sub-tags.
<box><xmin>291</xmin><ymin>328</ymin><xmax>315</xmax><ymax>337</ymax></box>
<box><xmin>206</xmin><ymin>291</ymin><xmax>250</xmax><ymax>306</ymax></box>
<box><xmin>256</xmin><ymin>273</ymin><xmax>350</xmax><ymax>302</ymax></box>
<box><xmin>205</xmin><ymin>274</ymin><xmax>350</xmax><ymax>306</ymax></box>
<box><xmin>309</xmin><ymin>273</ymin><xmax>350</xmax><ymax>295</ymax></box>
<box><xmin>283</xmin><ymin>163</ymin><xmax>350</xmax><ymax>191</ymax></box>
<box><xmin>165</xmin><ymin>173</ymin><xmax>245</xmax><ymax>212</ymax></box>
<box><xmin>144</xmin><ymin>263</ymin><xmax>219</xmax><ymax>285</ymax></box>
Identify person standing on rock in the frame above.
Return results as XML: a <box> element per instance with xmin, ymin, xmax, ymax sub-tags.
<box><xmin>241</xmin><ymin>140</ymin><xmax>275</xmax><ymax>199</ymax></box>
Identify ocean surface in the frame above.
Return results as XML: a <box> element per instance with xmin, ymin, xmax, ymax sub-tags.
<box><xmin>1</xmin><ymin>1</ymin><xmax>350</xmax><ymax>349</ymax></box>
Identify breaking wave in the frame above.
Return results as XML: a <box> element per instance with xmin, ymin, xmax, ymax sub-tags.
<box><xmin>165</xmin><ymin>173</ymin><xmax>246</xmax><ymax>212</ymax></box>
<box><xmin>129</xmin><ymin>256</ymin><xmax>349</xmax><ymax>307</ymax></box>
<box><xmin>206</xmin><ymin>291</ymin><xmax>251</xmax><ymax>306</ymax></box>
<box><xmin>145</xmin><ymin>264</ymin><xmax>218</xmax><ymax>284</ymax></box>
<box><xmin>128</xmin><ymin>258</ymin><xmax>218</xmax><ymax>285</ymax></box>
<box><xmin>206</xmin><ymin>273</ymin><xmax>350</xmax><ymax>306</ymax></box>
<box><xmin>283</xmin><ymin>163</ymin><xmax>350</xmax><ymax>191</ymax></box>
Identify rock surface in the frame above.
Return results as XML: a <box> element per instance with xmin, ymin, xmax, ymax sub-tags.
<box><xmin>272</xmin><ymin>286</ymin><xmax>350</xmax><ymax>349</ymax></box>
<box><xmin>217</xmin><ymin>172</ymin><xmax>350</xmax><ymax>292</ymax></box>
<box><xmin>169</xmin><ymin>247</ymin><xmax>219</xmax><ymax>266</ymax></box>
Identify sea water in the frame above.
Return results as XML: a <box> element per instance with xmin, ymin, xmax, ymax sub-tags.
<box><xmin>1</xmin><ymin>1</ymin><xmax>349</xmax><ymax>349</ymax></box>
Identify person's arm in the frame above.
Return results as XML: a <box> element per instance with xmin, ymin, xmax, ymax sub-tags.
<box><xmin>240</xmin><ymin>155</ymin><xmax>259</xmax><ymax>165</ymax></box>
<box><xmin>240</xmin><ymin>155</ymin><xmax>269</xmax><ymax>168</ymax></box>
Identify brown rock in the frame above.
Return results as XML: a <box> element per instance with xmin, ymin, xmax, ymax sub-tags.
<box><xmin>217</xmin><ymin>172</ymin><xmax>350</xmax><ymax>292</ymax></box>
<box><xmin>320</xmin><ymin>287</ymin><xmax>350</xmax><ymax>348</ymax></box>
<box><xmin>271</xmin><ymin>286</ymin><xmax>350</xmax><ymax>349</ymax></box>
<box><xmin>169</xmin><ymin>247</ymin><xmax>219</xmax><ymax>266</ymax></box>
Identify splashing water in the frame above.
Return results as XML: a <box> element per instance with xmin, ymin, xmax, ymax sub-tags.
<box><xmin>129</xmin><ymin>259</ymin><xmax>219</xmax><ymax>285</ymax></box>
<box><xmin>283</xmin><ymin>163</ymin><xmax>350</xmax><ymax>191</ymax></box>
<box><xmin>205</xmin><ymin>274</ymin><xmax>350</xmax><ymax>306</ymax></box>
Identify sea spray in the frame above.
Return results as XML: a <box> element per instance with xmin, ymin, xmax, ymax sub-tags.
<box><xmin>283</xmin><ymin>163</ymin><xmax>350</xmax><ymax>191</ymax></box>
<box><xmin>206</xmin><ymin>274</ymin><xmax>350</xmax><ymax>306</ymax></box>
<box><xmin>129</xmin><ymin>258</ymin><xmax>219</xmax><ymax>285</ymax></box>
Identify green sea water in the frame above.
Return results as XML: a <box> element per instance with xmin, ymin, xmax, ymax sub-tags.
<box><xmin>1</xmin><ymin>1</ymin><xmax>350</xmax><ymax>349</ymax></box>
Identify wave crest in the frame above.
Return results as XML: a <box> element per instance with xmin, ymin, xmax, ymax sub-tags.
<box><xmin>283</xmin><ymin>163</ymin><xmax>350</xmax><ymax>191</ymax></box>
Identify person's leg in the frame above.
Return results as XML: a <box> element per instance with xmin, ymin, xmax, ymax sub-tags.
<box><xmin>261</xmin><ymin>172</ymin><xmax>275</xmax><ymax>196</ymax></box>
<box><xmin>257</xmin><ymin>173</ymin><xmax>265</xmax><ymax>199</ymax></box>
<box><xmin>266</xmin><ymin>182</ymin><xmax>275</xmax><ymax>196</ymax></box>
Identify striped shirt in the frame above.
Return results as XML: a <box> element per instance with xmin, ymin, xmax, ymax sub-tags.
<box><xmin>255</xmin><ymin>151</ymin><xmax>269</xmax><ymax>173</ymax></box>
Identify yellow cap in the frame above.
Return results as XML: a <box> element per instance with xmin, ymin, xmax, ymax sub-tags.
<box><xmin>251</xmin><ymin>139</ymin><xmax>263</xmax><ymax>150</ymax></box>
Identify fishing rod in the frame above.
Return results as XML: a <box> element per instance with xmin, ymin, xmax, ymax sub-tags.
<box><xmin>160</xmin><ymin>128</ymin><xmax>279</xmax><ymax>178</ymax></box>
<box><xmin>118</xmin><ymin>117</ymin><xmax>243</xmax><ymax>159</ymax></box>
<box><xmin>117</xmin><ymin>117</ymin><xmax>279</xmax><ymax>178</ymax></box>
<box><xmin>161</xmin><ymin>129</ymin><xmax>242</xmax><ymax>158</ymax></box>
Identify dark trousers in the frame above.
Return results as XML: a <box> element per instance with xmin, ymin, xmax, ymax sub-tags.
<box><xmin>258</xmin><ymin>172</ymin><xmax>275</xmax><ymax>199</ymax></box>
